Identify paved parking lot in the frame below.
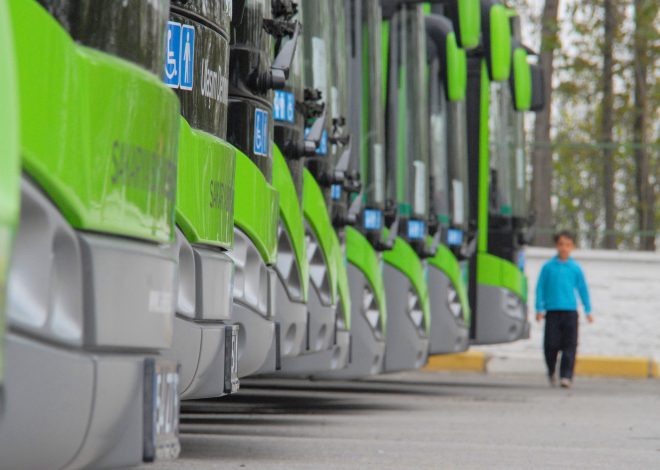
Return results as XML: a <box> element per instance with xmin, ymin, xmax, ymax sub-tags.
<box><xmin>140</xmin><ymin>372</ymin><xmax>660</xmax><ymax>469</ymax></box>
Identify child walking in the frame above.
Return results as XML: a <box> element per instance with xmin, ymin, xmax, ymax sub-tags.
<box><xmin>535</xmin><ymin>230</ymin><xmax>593</xmax><ymax>388</ymax></box>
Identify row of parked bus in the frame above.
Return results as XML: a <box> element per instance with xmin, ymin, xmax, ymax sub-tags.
<box><xmin>0</xmin><ymin>0</ymin><xmax>544</xmax><ymax>467</ymax></box>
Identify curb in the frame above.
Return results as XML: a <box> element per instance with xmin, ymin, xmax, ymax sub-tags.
<box><xmin>424</xmin><ymin>351</ymin><xmax>487</xmax><ymax>373</ymax></box>
<box><xmin>575</xmin><ymin>356</ymin><xmax>657</xmax><ymax>379</ymax></box>
<box><xmin>424</xmin><ymin>352</ymin><xmax>659</xmax><ymax>379</ymax></box>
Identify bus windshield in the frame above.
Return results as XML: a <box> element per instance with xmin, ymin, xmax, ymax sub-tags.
<box><xmin>447</xmin><ymin>100</ymin><xmax>469</xmax><ymax>230</ymax></box>
<box><xmin>428</xmin><ymin>52</ymin><xmax>469</xmax><ymax>236</ymax></box>
<box><xmin>391</xmin><ymin>5</ymin><xmax>428</xmax><ymax>220</ymax></box>
<box><xmin>362</xmin><ymin>0</ymin><xmax>386</xmax><ymax>207</ymax></box>
<box><xmin>331</xmin><ymin>0</ymin><xmax>350</xmax><ymax>163</ymax></box>
<box><xmin>510</xmin><ymin>100</ymin><xmax>527</xmax><ymax>218</ymax></box>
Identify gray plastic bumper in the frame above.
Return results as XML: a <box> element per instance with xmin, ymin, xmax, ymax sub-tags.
<box><xmin>0</xmin><ymin>333</ymin><xmax>180</xmax><ymax>469</ymax></box>
<box><xmin>382</xmin><ymin>264</ymin><xmax>429</xmax><ymax>372</ymax></box>
<box><xmin>166</xmin><ymin>317</ymin><xmax>239</xmax><ymax>399</ymax></box>
<box><xmin>279</xmin><ymin>285</ymin><xmax>351</xmax><ymax>375</ymax></box>
<box><xmin>427</xmin><ymin>266</ymin><xmax>469</xmax><ymax>354</ymax></box>
<box><xmin>166</xmin><ymin>232</ymin><xmax>239</xmax><ymax>399</ymax></box>
<box><xmin>274</xmin><ymin>276</ymin><xmax>307</xmax><ymax>358</ymax></box>
<box><xmin>471</xmin><ymin>284</ymin><xmax>529</xmax><ymax>345</ymax></box>
<box><xmin>317</xmin><ymin>263</ymin><xmax>385</xmax><ymax>380</ymax></box>
<box><xmin>1</xmin><ymin>178</ymin><xmax>180</xmax><ymax>468</ymax></box>
<box><xmin>230</xmin><ymin>229</ymin><xmax>278</xmax><ymax>378</ymax></box>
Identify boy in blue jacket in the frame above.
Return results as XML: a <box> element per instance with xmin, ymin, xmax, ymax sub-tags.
<box><xmin>536</xmin><ymin>230</ymin><xmax>593</xmax><ymax>388</ymax></box>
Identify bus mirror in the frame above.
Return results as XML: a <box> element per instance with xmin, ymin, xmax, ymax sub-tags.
<box><xmin>270</xmin><ymin>21</ymin><xmax>300</xmax><ymax>89</ymax></box>
<box><xmin>481</xmin><ymin>0</ymin><xmax>511</xmax><ymax>82</ymax></box>
<box><xmin>443</xmin><ymin>0</ymin><xmax>480</xmax><ymax>49</ymax></box>
<box><xmin>425</xmin><ymin>14</ymin><xmax>467</xmax><ymax>102</ymax></box>
<box><xmin>383</xmin><ymin>0</ymin><xmax>480</xmax><ymax>50</ymax></box>
<box><xmin>510</xmin><ymin>46</ymin><xmax>531</xmax><ymax>111</ymax></box>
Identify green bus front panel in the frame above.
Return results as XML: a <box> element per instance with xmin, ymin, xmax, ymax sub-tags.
<box><xmin>273</xmin><ymin>146</ymin><xmax>309</xmax><ymax>302</ymax></box>
<box><xmin>346</xmin><ymin>226</ymin><xmax>387</xmax><ymax>333</ymax></box>
<box><xmin>176</xmin><ymin>119</ymin><xmax>235</xmax><ymax>249</ymax></box>
<box><xmin>12</xmin><ymin>0</ymin><xmax>180</xmax><ymax>243</ymax></box>
<box><xmin>303</xmin><ymin>170</ymin><xmax>340</xmax><ymax>306</ymax></box>
<box><xmin>382</xmin><ymin>236</ymin><xmax>431</xmax><ymax>335</ymax></box>
<box><xmin>477</xmin><ymin>253</ymin><xmax>526</xmax><ymax>301</ymax></box>
<box><xmin>335</xmin><ymin>238</ymin><xmax>352</xmax><ymax>330</ymax></box>
<box><xmin>427</xmin><ymin>244</ymin><xmax>471</xmax><ymax>326</ymax></box>
<box><xmin>233</xmin><ymin>150</ymin><xmax>279</xmax><ymax>265</ymax></box>
<box><xmin>0</xmin><ymin>0</ymin><xmax>20</xmax><ymax>386</ymax></box>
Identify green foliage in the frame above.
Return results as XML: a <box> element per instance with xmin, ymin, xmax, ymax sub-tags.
<box><xmin>530</xmin><ymin>0</ymin><xmax>659</xmax><ymax>250</ymax></box>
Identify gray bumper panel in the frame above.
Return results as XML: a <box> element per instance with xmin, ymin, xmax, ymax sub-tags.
<box><xmin>382</xmin><ymin>264</ymin><xmax>429</xmax><ymax>372</ymax></box>
<box><xmin>279</xmin><ymin>329</ymin><xmax>351</xmax><ymax>375</ymax></box>
<box><xmin>427</xmin><ymin>266</ymin><xmax>469</xmax><ymax>354</ymax></box>
<box><xmin>0</xmin><ymin>333</ymin><xmax>179</xmax><ymax>469</ymax></box>
<box><xmin>274</xmin><ymin>277</ymin><xmax>307</xmax><ymax>358</ymax></box>
<box><xmin>166</xmin><ymin>316</ymin><xmax>240</xmax><ymax>400</ymax></box>
<box><xmin>233</xmin><ymin>302</ymin><xmax>277</xmax><ymax>377</ymax></box>
<box><xmin>471</xmin><ymin>284</ymin><xmax>529</xmax><ymax>345</ymax></box>
<box><xmin>306</xmin><ymin>281</ymin><xmax>336</xmax><ymax>353</ymax></box>
<box><xmin>316</xmin><ymin>264</ymin><xmax>385</xmax><ymax>380</ymax></box>
<box><xmin>9</xmin><ymin>179</ymin><xmax>177</xmax><ymax>350</ymax></box>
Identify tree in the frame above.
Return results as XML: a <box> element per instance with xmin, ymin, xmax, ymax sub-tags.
<box><xmin>600</xmin><ymin>0</ymin><xmax>616</xmax><ymax>249</ymax></box>
<box><xmin>531</xmin><ymin>0</ymin><xmax>560</xmax><ymax>247</ymax></box>
<box><xmin>633</xmin><ymin>0</ymin><xmax>657</xmax><ymax>251</ymax></box>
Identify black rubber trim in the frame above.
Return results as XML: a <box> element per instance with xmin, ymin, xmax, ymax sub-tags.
<box><xmin>170</xmin><ymin>5</ymin><xmax>230</xmax><ymax>41</ymax></box>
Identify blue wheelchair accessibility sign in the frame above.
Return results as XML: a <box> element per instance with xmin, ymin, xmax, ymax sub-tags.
<box><xmin>254</xmin><ymin>108</ymin><xmax>270</xmax><ymax>157</ymax></box>
<box><xmin>164</xmin><ymin>21</ymin><xmax>195</xmax><ymax>90</ymax></box>
<box><xmin>164</xmin><ymin>22</ymin><xmax>181</xmax><ymax>88</ymax></box>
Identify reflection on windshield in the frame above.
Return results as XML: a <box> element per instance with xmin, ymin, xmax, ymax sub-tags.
<box><xmin>489</xmin><ymin>81</ymin><xmax>514</xmax><ymax>217</ymax></box>
<box><xmin>429</xmin><ymin>50</ymin><xmax>468</xmax><ymax>232</ymax></box>
<box><xmin>448</xmin><ymin>101</ymin><xmax>469</xmax><ymax>228</ymax></box>
<box><xmin>395</xmin><ymin>6</ymin><xmax>428</xmax><ymax>218</ymax></box>
<box><xmin>489</xmin><ymin>81</ymin><xmax>527</xmax><ymax>219</ymax></box>
<box><xmin>511</xmin><ymin>104</ymin><xmax>527</xmax><ymax>218</ymax></box>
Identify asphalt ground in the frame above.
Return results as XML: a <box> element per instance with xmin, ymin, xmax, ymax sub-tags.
<box><xmin>139</xmin><ymin>372</ymin><xmax>660</xmax><ymax>469</ymax></box>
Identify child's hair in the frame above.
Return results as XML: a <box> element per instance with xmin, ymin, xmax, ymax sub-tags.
<box><xmin>553</xmin><ymin>230</ymin><xmax>576</xmax><ymax>244</ymax></box>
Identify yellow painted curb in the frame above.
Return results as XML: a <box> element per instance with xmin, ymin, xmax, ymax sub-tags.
<box><xmin>574</xmin><ymin>356</ymin><xmax>654</xmax><ymax>379</ymax></box>
<box><xmin>424</xmin><ymin>351</ymin><xmax>487</xmax><ymax>373</ymax></box>
<box><xmin>650</xmin><ymin>360</ymin><xmax>659</xmax><ymax>379</ymax></box>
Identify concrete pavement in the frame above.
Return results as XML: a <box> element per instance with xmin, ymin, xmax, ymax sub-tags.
<box><xmin>139</xmin><ymin>371</ymin><xmax>660</xmax><ymax>469</ymax></box>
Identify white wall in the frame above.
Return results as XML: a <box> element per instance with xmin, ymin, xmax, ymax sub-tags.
<box><xmin>475</xmin><ymin>247</ymin><xmax>660</xmax><ymax>361</ymax></box>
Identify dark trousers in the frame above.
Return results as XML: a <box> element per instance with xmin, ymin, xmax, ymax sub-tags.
<box><xmin>544</xmin><ymin>311</ymin><xmax>578</xmax><ymax>379</ymax></box>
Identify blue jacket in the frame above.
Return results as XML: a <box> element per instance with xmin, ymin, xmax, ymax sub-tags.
<box><xmin>535</xmin><ymin>256</ymin><xmax>591</xmax><ymax>315</ymax></box>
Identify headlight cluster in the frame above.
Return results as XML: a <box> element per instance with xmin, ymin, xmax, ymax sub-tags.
<box><xmin>362</xmin><ymin>285</ymin><xmax>383</xmax><ymax>339</ymax></box>
<box><xmin>446</xmin><ymin>283</ymin><xmax>463</xmax><ymax>321</ymax></box>
<box><xmin>305</xmin><ymin>225</ymin><xmax>333</xmax><ymax>306</ymax></box>
<box><xmin>275</xmin><ymin>224</ymin><xmax>303</xmax><ymax>302</ymax></box>
<box><xmin>335</xmin><ymin>301</ymin><xmax>346</xmax><ymax>331</ymax></box>
<box><xmin>230</xmin><ymin>228</ymin><xmax>270</xmax><ymax>317</ymax></box>
<box><xmin>407</xmin><ymin>288</ymin><xmax>426</xmax><ymax>335</ymax></box>
<box><xmin>503</xmin><ymin>289</ymin><xmax>525</xmax><ymax>320</ymax></box>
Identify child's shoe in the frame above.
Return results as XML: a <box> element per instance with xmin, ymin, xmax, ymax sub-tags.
<box><xmin>560</xmin><ymin>378</ymin><xmax>572</xmax><ymax>388</ymax></box>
